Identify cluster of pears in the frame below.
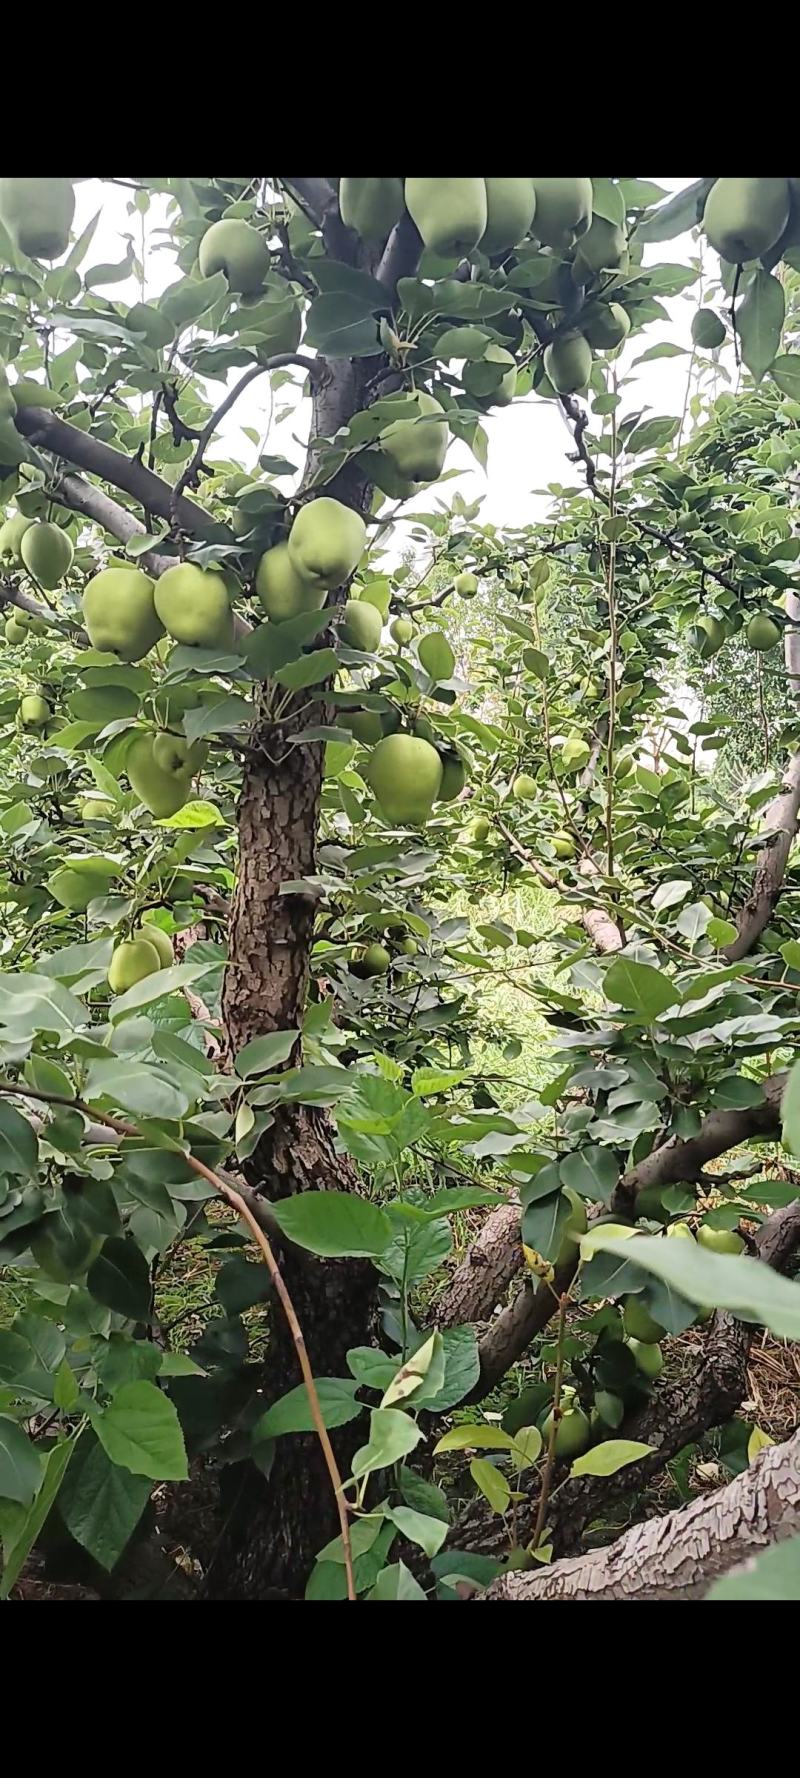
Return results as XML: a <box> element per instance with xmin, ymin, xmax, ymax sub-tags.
<box><xmin>340</xmin><ymin>176</ymin><xmax>590</xmax><ymax>260</ymax></box>
<box><xmin>255</xmin><ymin>497</ymin><xmax>366</xmax><ymax>622</ymax></box>
<box><xmin>0</xmin><ymin>178</ymin><xmax>75</xmax><ymax>260</ymax></box>
<box><xmin>689</xmin><ymin>606</ymin><xmax>782</xmax><ymax>659</ymax></box>
<box><xmin>0</xmin><ymin>509</ymin><xmax>74</xmax><ymax>589</ymax></box>
<box><xmin>82</xmin><ymin>561</ymin><xmax>234</xmax><ymax>660</ymax></box>
<box><xmin>701</xmin><ymin>177</ymin><xmax>799</xmax><ymax>267</ymax></box>
<box><xmin>4</xmin><ymin>606</ymin><xmax>47</xmax><ymax>645</ymax></box>
<box><xmin>107</xmin><ymin>920</ymin><xmax>175</xmax><ymax>994</ymax></box>
<box><xmin>126</xmin><ymin>729</ymin><xmax>207</xmax><ymax>819</ymax></box>
<box><xmin>348</xmin><ymin>923</ymin><xmax>418</xmax><ymax>979</ymax></box>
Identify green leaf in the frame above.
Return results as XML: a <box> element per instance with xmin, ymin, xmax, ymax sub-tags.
<box><xmin>411</xmin><ymin>1067</ymin><xmax>467</xmax><ymax>1097</ymax></box>
<box><xmin>636</xmin><ymin>178</ymin><xmax>715</xmax><ymax>242</ymax></box>
<box><xmin>771</xmin><ymin>355</ymin><xmax>800</xmax><ymax>399</ymax></box>
<box><xmin>234</xmin><ymin>1030</ymin><xmax>299</xmax><ymax>1077</ymax></box>
<box><xmin>0</xmin><ymin>1417</ymin><xmax>40</xmax><ymax>1505</ymax></box>
<box><xmin>387</xmin><ymin>1505</ymin><xmax>448</xmax><ymax>1558</ymax></box>
<box><xmin>596</xmin><ymin>1235</ymin><xmax>800</xmax><ymax>1339</ymax></box>
<box><xmin>254</xmin><ymin>1377</ymin><xmax>362</xmax><ymax>1440</ymax></box>
<box><xmin>87</xmin><ymin>1237</ymin><xmax>152</xmax><ymax>1321</ymax></box>
<box><xmin>93</xmin><ymin>1381</ymin><xmax>188</xmax><ymax>1480</ymax></box>
<box><xmin>559</xmin><ymin>1145</ymin><xmax>619</xmax><ymax>1203</ymax></box>
<box><xmin>183</xmin><ymin>696</ymin><xmax>254</xmax><ymax>744</ymax></box>
<box><xmin>469</xmin><ymin>1456</ymin><xmax>511</xmax><ymax>1514</ymax></box>
<box><xmin>738</xmin><ymin>269</ymin><xmax>784</xmax><ymax>383</ymax></box>
<box><xmin>707</xmin><ymin>1533</ymin><xmax>800</xmax><ymax>1601</ymax></box>
<box><xmin>570</xmin><ymin>1439</ymin><xmax>655</xmax><ymax>1478</ymax></box>
<box><xmin>0</xmin><ymin>1102</ymin><xmax>38</xmax><ymax>1176</ymax></box>
<box><xmin>381</xmin><ymin>1332</ymin><xmax>440</xmax><ymax>1407</ymax></box>
<box><xmin>214</xmin><ymin>1255</ymin><xmax>271</xmax><ymax>1315</ymax></box>
<box><xmin>305</xmin><ymin>292</ymin><xmax>381</xmax><ymax>358</ymax></box>
<box><xmin>84</xmin><ymin>1058</ymin><xmax>190</xmax><ymax>1122</ymax></box>
<box><xmin>367</xmin><ymin>1560</ymin><xmax>427</xmax><ymax>1601</ymax></box>
<box><xmin>270</xmin><ymin>1191</ymin><xmax>391</xmax><ymax>1258</ymax></box>
<box><xmin>0</xmin><ymin>1439</ymin><xmax>72</xmax><ymax>1599</ymax></box>
<box><xmin>604</xmin><ymin>956</ymin><xmax>679</xmax><ymax>1020</ymax></box>
<box><xmin>107</xmin><ymin>961</ymin><xmax>210</xmax><ymax>1021</ymax></box>
<box><xmin>352</xmin><ymin>1407</ymin><xmax>423</xmax><ymax>1478</ymax></box>
<box><xmin>398</xmin><ymin>1465</ymin><xmax>450</xmax><ymax>1524</ymax></box>
<box><xmin>58</xmin><ymin>1433</ymin><xmax>151</xmax><ymax>1571</ymax></box>
<box><xmin>417</xmin><ymin>1324</ymin><xmax>480</xmax><ymax>1412</ymax></box>
<box><xmin>434</xmin><ymin>1423</ymin><xmax>518</xmax><ymax>1454</ymax></box>
<box><xmin>276</xmin><ymin>648</ymin><xmax>338</xmax><ymax>691</ymax></box>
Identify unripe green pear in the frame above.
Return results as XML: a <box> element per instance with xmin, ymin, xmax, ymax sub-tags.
<box><xmin>692</xmin><ymin>309</ymin><xmax>726</xmax><ymax>350</ymax></box>
<box><xmin>552</xmin><ymin>831</ymin><xmax>576</xmax><ymax>860</ymax></box>
<box><xmin>627</xmin><ymin>1338</ymin><xmax>664</xmax><ymax>1378</ymax></box>
<box><xmin>5</xmin><ymin>616</ymin><xmax>27</xmax><ymax>643</ymax></box>
<box><xmin>19</xmin><ymin>693</ymin><xmax>51</xmax><ymax>728</ymax></box>
<box><xmin>108</xmin><ymin>937</ymin><xmax>162</xmax><ymax>995</ymax></box>
<box><xmin>362</xmin><ymin>942</ymin><xmax>391</xmax><ymax>976</ymax></box>
<box><xmin>746</xmin><ymin>612</ymin><xmax>781</xmax><ymax>652</ymax></box>
<box><xmin>346</xmin><ymin>709</ymin><xmax>385</xmax><ymax>744</ymax></box>
<box><xmin>463</xmin><ymin>345</ymin><xmax>517</xmax><ymax>407</ymax></box>
<box><xmin>339</xmin><ymin>178</ymin><xmax>404</xmax><ymax>243</ymax></box>
<box><xmin>390</xmin><ymin>617</ymin><xmax>415</xmax><ymax>645</ymax></box>
<box><xmin>438</xmin><ymin>755</ymin><xmax>467</xmax><ymax>803</ymax></box>
<box><xmin>582</xmin><ymin>303</ymin><xmax>631</xmax><ymax>350</ymax></box>
<box><xmin>21</xmin><ymin>521</ymin><xmax>73</xmax><ymax>589</ymax></box>
<box><xmin>466</xmin><ymin>815</ymin><xmax>491</xmax><ymax>843</ymax></box>
<box><xmin>288</xmin><ymin>497</ymin><xmax>366</xmax><ymax>590</ymax></box>
<box><xmin>0</xmin><ymin>178</ymin><xmax>74</xmax><ymax>258</ymax></box>
<box><xmin>481</xmin><ymin>178</ymin><xmax>536</xmax><ymax>255</ymax></box>
<box><xmin>255</xmin><ymin>541</ymin><xmax>327</xmax><ymax>622</ymax></box>
<box><xmin>556</xmin><ymin>1185</ymin><xmax>588</xmax><ymax>1265</ymax></box>
<box><xmin>544</xmin><ymin>330</ymin><xmax>593</xmax><ymax>395</ymax></box>
<box><xmin>154</xmin><ymin>564</ymin><xmax>234</xmax><ymax>649</ymax></box>
<box><xmin>542</xmin><ymin>1399</ymin><xmax>591</xmax><ymax>1458</ymax></box>
<box><xmin>697</xmin><ymin>1224</ymin><xmax>745</xmax><ymax>1255</ymax></box>
<box><xmin>400</xmin><ymin>936</ymin><xmax>418</xmax><ymax>956</ymax></box>
<box><xmin>574</xmin><ymin>215</ymin><xmax>628</xmax><ymax>276</ymax></box>
<box><xmin>341</xmin><ymin>599</ymin><xmax>382</xmax><ymax>651</ymax></box>
<box><xmin>531</xmin><ymin>177</ymin><xmax>593</xmax><ymax>249</ymax></box>
<box><xmin>703</xmin><ymin>178</ymin><xmax>789</xmax><ymax>264</ymax></box>
<box><xmin>0</xmin><ymin>513</ymin><xmax>33</xmax><ymax>563</ymax></box>
<box><xmin>405</xmin><ymin>177</ymin><xmax>488</xmax><ymax>257</ymax></box>
<box><xmin>358</xmin><ymin>580</ymin><xmax>392</xmax><ymax>618</ymax></box>
<box><xmin>379</xmin><ymin>390</ymin><xmax>448</xmax><ymax>485</ymax></box>
<box><xmin>622</xmin><ymin>1296</ymin><xmax>667</xmax><ymax>1344</ymax></box>
<box><xmin>80</xmin><ymin>799</ymin><xmax>114</xmax><ymax>822</ymax></box>
<box><xmin>367</xmin><ymin>733</ymin><xmax>443</xmax><ymax>826</ymax></box>
<box><xmin>125</xmin><ymin>302</ymin><xmax>176</xmax><ymax>351</ymax></box>
<box><xmin>693</xmin><ymin>613</ymin><xmax>726</xmax><ymax>659</ymax></box>
<box><xmin>198</xmin><ymin>218</ymin><xmax>269</xmax><ymax>294</ymax></box>
<box><xmin>127</xmin><ymin>733</ymin><xmax>193</xmax><ymax>818</ymax></box>
<box><xmin>454</xmin><ymin>570</ymin><xmax>478</xmax><ymax>599</ymax></box>
<box><xmin>152</xmin><ymin>731</ymin><xmax>206</xmax><ymax>776</ymax></box>
<box><xmin>513</xmin><ymin>774</ymin><xmax>537</xmax><ymax>801</ymax></box>
<box><xmin>136</xmin><ymin>922</ymin><xmax>174</xmax><ymax>968</ymax></box>
<box><xmin>82</xmin><ymin>567</ymin><xmax>164</xmax><ymax>661</ymax></box>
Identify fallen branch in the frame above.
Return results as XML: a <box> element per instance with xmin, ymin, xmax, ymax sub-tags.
<box><xmin>479</xmin><ymin>1424</ymin><xmax>800</xmax><ymax>1600</ymax></box>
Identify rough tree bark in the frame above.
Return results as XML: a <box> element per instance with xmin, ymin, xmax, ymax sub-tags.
<box><xmin>480</xmin><ymin>1426</ymin><xmax>800</xmax><ymax>1600</ymax></box>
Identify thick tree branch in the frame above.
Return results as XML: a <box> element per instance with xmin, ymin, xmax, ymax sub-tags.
<box><xmin>0</xmin><ymin>578</ymin><xmax>82</xmax><ymax>636</ymax></box>
<box><xmin>278</xmin><ymin>178</ymin><xmax>337</xmax><ymax>230</ymax></box>
<box><xmin>480</xmin><ymin>1424</ymin><xmax>800</xmax><ymax>1600</ymax></box>
<box><xmin>376</xmin><ymin>211</ymin><xmax>423</xmax><ymax>301</ymax></box>
<box><xmin>14</xmin><ymin>406</ymin><xmax>215</xmax><ymax>536</ymax></box>
<box><xmin>612</xmin><ymin>1071</ymin><xmax>786</xmax><ymax>1213</ymax></box>
<box><xmin>50</xmin><ymin>470</ymin><xmax>174</xmax><ymax>576</ymax></box>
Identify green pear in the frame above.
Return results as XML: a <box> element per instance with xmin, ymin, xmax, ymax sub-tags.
<box><xmin>574</xmin><ymin>215</ymin><xmax>628</xmax><ymax>276</ymax></box>
<box><xmin>552</xmin><ymin>831</ymin><xmax>576</xmax><ymax>859</ymax></box>
<box><xmin>627</xmin><ymin>1338</ymin><xmax>664</xmax><ymax>1378</ymax></box>
<box><xmin>108</xmin><ymin>937</ymin><xmax>162</xmax><ymax>995</ymax></box>
<box><xmin>152</xmin><ymin>731</ymin><xmax>207</xmax><ymax>775</ymax></box>
<box><xmin>346</xmin><ymin>709</ymin><xmax>385</xmax><ymax>744</ymax></box>
<box><xmin>481</xmin><ymin>178</ymin><xmax>536</xmax><ymax>255</ymax></box>
<box><xmin>746</xmin><ymin>612</ymin><xmax>781</xmax><ymax>651</ymax></box>
<box><xmin>463</xmin><ymin>346</ymin><xmax>517</xmax><ymax>406</ymax></box>
<box><xmin>622</xmin><ymin>1297</ymin><xmax>667</xmax><ymax>1344</ymax></box>
<box><xmin>405</xmin><ymin>178</ymin><xmax>488</xmax><ymax>257</ymax></box>
<box><xmin>80</xmin><ymin>799</ymin><xmax>114</xmax><ymax>822</ymax></box>
<box><xmin>341</xmin><ymin>599</ymin><xmax>382</xmax><ymax>651</ymax></box>
<box><xmin>4</xmin><ymin>616</ymin><xmax>28</xmax><ymax>643</ymax></box>
<box><xmin>544</xmin><ymin>330</ymin><xmax>593</xmax><ymax>395</ymax></box>
<box><xmin>126</xmin><ymin>733</ymin><xmax>193</xmax><ymax>818</ymax></box>
<box><xmin>541</xmin><ymin>1399</ymin><xmax>591</xmax><ymax>1458</ymax></box>
<box><xmin>513</xmin><ymin>774</ymin><xmax>536</xmax><ymax>801</ymax></box>
<box><xmin>693</xmin><ymin>613</ymin><xmax>727</xmax><ymax>659</ymax></box>
<box><xmin>339</xmin><ymin>178</ymin><xmax>404</xmax><ymax>243</ymax></box>
<box><xmin>358</xmin><ymin>580</ymin><xmax>392</xmax><ymax>618</ymax></box>
<box><xmin>82</xmin><ymin>567</ymin><xmax>164</xmax><ymax>660</ymax></box>
<box><xmin>531</xmin><ymin>177</ymin><xmax>593</xmax><ymax>249</ymax></box>
<box><xmin>582</xmin><ymin>303</ymin><xmax>631</xmax><ymax>350</ymax></box>
<box><xmin>390</xmin><ymin>617</ymin><xmax>415</xmax><ymax>644</ymax></box>
<box><xmin>20</xmin><ymin>521</ymin><xmax>73</xmax><ymax>589</ymax></box>
<box><xmin>438</xmin><ymin>755</ymin><xmax>467</xmax><ymax>802</ymax></box>
<box><xmin>136</xmin><ymin>922</ymin><xmax>174</xmax><ymax>967</ymax></box>
<box><xmin>400</xmin><ymin>937</ymin><xmax>418</xmax><ymax>956</ymax></box>
<box><xmin>697</xmin><ymin>1224</ymin><xmax>745</xmax><ymax>1255</ymax></box>
<box><xmin>154</xmin><ymin>563</ymin><xmax>234</xmax><ymax>649</ymax></box>
<box><xmin>367</xmin><ymin>733</ymin><xmax>443</xmax><ymax>826</ymax></box>
<box><xmin>288</xmin><ymin>497</ymin><xmax>366</xmax><ymax>590</ymax></box>
<box><xmin>0</xmin><ymin>514</ymin><xmax>33</xmax><ymax>562</ymax></box>
<box><xmin>125</xmin><ymin>302</ymin><xmax>176</xmax><ymax>351</ymax></box>
<box><xmin>362</xmin><ymin>942</ymin><xmax>391</xmax><ymax>976</ymax></box>
<box><xmin>703</xmin><ymin>178</ymin><xmax>790</xmax><ymax>264</ymax></box>
<box><xmin>465</xmin><ymin>814</ymin><xmax>491</xmax><ymax>843</ymax></box>
<box><xmin>0</xmin><ymin>178</ymin><xmax>74</xmax><ymax>258</ymax></box>
<box><xmin>692</xmin><ymin>309</ymin><xmax>726</xmax><ymax>350</ymax></box>
<box><xmin>379</xmin><ymin>390</ymin><xmax>448</xmax><ymax>484</ymax></box>
<box><xmin>198</xmin><ymin>218</ymin><xmax>269</xmax><ymax>294</ymax></box>
<box><xmin>255</xmin><ymin>541</ymin><xmax>327</xmax><ymax>622</ymax></box>
<box><xmin>454</xmin><ymin>570</ymin><xmax>478</xmax><ymax>599</ymax></box>
<box><xmin>19</xmin><ymin>693</ymin><xmax>51</xmax><ymax>728</ymax></box>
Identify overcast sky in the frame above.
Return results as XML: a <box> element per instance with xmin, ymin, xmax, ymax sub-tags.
<box><xmin>58</xmin><ymin>179</ymin><xmax>718</xmax><ymax>548</ymax></box>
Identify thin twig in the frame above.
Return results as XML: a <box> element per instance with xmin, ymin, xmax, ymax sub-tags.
<box><xmin>0</xmin><ymin>1079</ymin><xmax>356</xmax><ymax>1601</ymax></box>
<box><xmin>170</xmin><ymin>353</ymin><xmax>318</xmax><ymax>520</ymax></box>
<box><xmin>532</xmin><ymin>1291</ymin><xmax>569</xmax><ymax>1552</ymax></box>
